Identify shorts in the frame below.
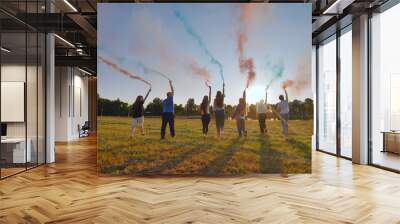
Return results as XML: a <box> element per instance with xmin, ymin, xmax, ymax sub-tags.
<box><xmin>132</xmin><ymin>116</ymin><xmax>144</xmax><ymax>128</ymax></box>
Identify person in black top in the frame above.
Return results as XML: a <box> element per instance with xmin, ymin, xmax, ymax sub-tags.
<box><xmin>200</xmin><ymin>86</ymin><xmax>211</xmax><ymax>137</ymax></box>
<box><xmin>131</xmin><ymin>88</ymin><xmax>151</xmax><ymax>137</ymax></box>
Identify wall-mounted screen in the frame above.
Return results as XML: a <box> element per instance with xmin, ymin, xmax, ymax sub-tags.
<box><xmin>1</xmin><ymin>82</ymin><xmax>25</xmax><ymax>122</ymax></box>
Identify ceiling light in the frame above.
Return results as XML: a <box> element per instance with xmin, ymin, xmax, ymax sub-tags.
<box><xmin>1</xmin><ymin>47</ymin><xmax>11</xmax><ymax>53</ymax></box>
<box><xmin>78</xmin><ymin>67</ymin><xmax>93</xmax><ymax>76</ymax></box>
<box><xmin>63</xmin><ymin>0</ymin><xmax>78</xmax><ymax>12</ymax></box>
<box><xmin>54</xmin><ymin>34</ymin><xmax>75</xmax><ymax>48</ymax></box>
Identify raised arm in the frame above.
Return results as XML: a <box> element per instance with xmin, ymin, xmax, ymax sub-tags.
<box><xmin>169</xmin><ymin>80</ymin><xmax>174</xmax><ymax>96</ymax></box>
<box><xmin>284</xmin><ymin>89</ymin><xmax>288</xmax><ymax>102</ymax></box>
<box><xmin>222</xmin><ymin>82</ymin><xmax>225</xmax><ymax>97</ymax></box>
<box><xmin>144</xmin><ymin>87</ymin><xmax>151</xmax><ymax>102</ymax></box>
<box><xmin>209</xmin><ymin>86</ymin><xmax>212</xmax><ymax>105</ymax></box>
<box><xmin>243</xmin><ymin>90</ymin><xmax>247</xmax><ymax>115</ymax></box>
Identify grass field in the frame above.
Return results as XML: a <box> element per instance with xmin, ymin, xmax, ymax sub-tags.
<box><xmin>97</xmin><ymin>116</ymin><xmax>312</xmax><ymax>175</ymax></box>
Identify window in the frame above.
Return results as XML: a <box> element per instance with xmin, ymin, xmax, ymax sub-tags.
<box><xmin>317</xmin><ymin>35</ymin><xmax>337</xmax><ymax>154</ymax></box>
<box><xmin>370</xmin><ymin>3</ymin><xmax>400</xmax><ymax>171</ymax></box>
<box><xmin>339</xmin><ymin>27</ymin><xmax>352</xmax><ymax>158</ymax></box>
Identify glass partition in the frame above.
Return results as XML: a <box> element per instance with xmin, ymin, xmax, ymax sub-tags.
<box><xmin>339</xmin><ymin>27</ymin><xmax>352</xmax><ymax>158</ymax></box>
<box><xmin>317</xmin><ymin>35</ymin><xmax>337</xmax><ymax>154</ymax></box>
<box><xmin>1</xmin><ymin>31</ymin><xmax>28</xmax><ymax>177</ymax></box>
<box><xmin>0</xmin><ymin>1</ymin><xmax>46</xmax><ymax>179</ymax></box>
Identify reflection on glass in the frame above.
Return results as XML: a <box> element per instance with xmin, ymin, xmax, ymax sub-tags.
<box><xmin>1</xmin><ymin>32</ymin><xmax>27</xmax><ymax>177</ymax></box>
<box><xmin>340</xmin><ymin>29</ymin><xmax>352</xmax><ymax>158</ymax></box>
<box><xmin>27</xmin><ymin>31</ymin><xmax>38</xmax><ymax>169</ymax></box>
<box><xmin>318</xmin><ymin>36</ymin><xmax>337</xmax><ymax>154</ymax></box>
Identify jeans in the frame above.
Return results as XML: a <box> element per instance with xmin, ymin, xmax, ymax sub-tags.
<box><xmin>201</xmin><ymin>114</ymin><xmax>211</xmax><ymax>135</ymax></box>
<box><xmin>280</xmin><ymin>113</ymin><xmax>289</xmax><ymax>136</ymax></box>
<box><xmin>215</xmin><ymin>110</ymin><xmax>225</xmax><ymax>132</ymax></box>
<box><xmin>258</xmin><ymin>113</ymin><xmax>266</xmax><ymax>133</ymax></box>
<box><xmin>161</xmin><ymin>112</ymin><xmax>175</xmax><ymax>139</ymax></box>
<box><xmin>236</xmin><ymin>118</ymin><xmax>246</xmax><ymax>137</ymax></box>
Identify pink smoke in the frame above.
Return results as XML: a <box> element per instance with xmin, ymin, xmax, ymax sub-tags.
<box><xmin>281</xmin><ymin>79</ymin><xmax>294</xmax><ymax>89</ymax></box>
<box><xmin>281</xmin><ymin>55</ymin><xmax>311</xmax><ymax>92</ymax></box>
<box><xmin>188</xmin><ymin>58</ymin><xmax>212</xmax><ymax>88</ymax></box>
<box><xmin>237</xmin><ymin>6</ymin><xmax>257</xmax><ymax>88</ymax></box>
<box><xmin>98</xmin><ymin>56</ymin><xmax>151</xmax><ymax>87</ymax></box>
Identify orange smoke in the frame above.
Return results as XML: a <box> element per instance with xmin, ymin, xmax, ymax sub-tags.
<box><xmin>188</xmin><ymin>59</ymin><xmax>211</xmax><ymax>88</ymax></box>
<box><xmin>237</xmin><ymin>32</ymin><xmax>256</xmax><ymax>88</ymax></box>
<box><xmin>281</xmin><ymin>55</ymin><xmax>311</xmax><ymax>92</ymax></box>
<box><xmin>98</xmin><ymin>56</ymin><xmax>151</xmax><ymax>87</ymax></box>
<box><xmin>237</xmin><ymin>6</ymin><xmax>257</xmax><ymax>88</ymax></box>
<box><xmin>189</xmin><ymin>60</ymin><xmax>211</xmax><ymax>81</ymax></box>
<box><xmin>239</xmin><ymin>4</ymin><xmax>258</xmax><ymax>26</ymax></box>
<box><xmin>282</xmin><ymin>79</ymin><xmax>294</xmax><ymax>89</ymax></box>
<box><xmin>293</xmin><ymin>58</ymin><xmax>311</xmax><ymax>92</ymax></box>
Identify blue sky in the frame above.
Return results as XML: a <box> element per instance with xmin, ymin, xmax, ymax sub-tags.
<box><xmin>98</xmin><ymin>3</ymin><xmax>311</xmax><ymax>105</ymax></box>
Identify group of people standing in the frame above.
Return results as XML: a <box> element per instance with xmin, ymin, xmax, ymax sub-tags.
<box><xmin>130</xmin><ymin>81</ymin><xmax>290</xmax><ymax>140</ymax></box>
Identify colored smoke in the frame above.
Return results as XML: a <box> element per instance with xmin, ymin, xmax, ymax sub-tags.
<box><xmin>265</xmin><ymin>60</ymin><xmax>284</xmax><ymax>90</ymax></box>
<box><xmin>281</xmin><ymin>79</ymin><xmax>294</xmax><ymax>89</ymax></box>
<box><xmin>237</xmin><ymin>6</ymin><xmax>257</xmax><ymax>88</ymax></box>
<box><xmin>136</xmin><ymin>62</ymin><xmax>171</xmax><ymax>81</ymax></box>
<box><xmin>98</xmin><ymin>55</ymin><xmax>151</xmax><ymax>87</ymax></box>
<box><xmin>280</xmin><ymin>55</ymin><xmax>310</xmax><ymax>92</ymax></box>
<box><xmin>189</xmin><ymin>60</ymin><xmax>212</xmax><ymax>81</ymax></box>
<box><xmin>174</xmin><ymin>10</ymin><xmax>224</xmax><ymax>82</ymax></box>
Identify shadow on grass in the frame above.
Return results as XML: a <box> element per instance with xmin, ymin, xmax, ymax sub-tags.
<box><xmin>258</xmin><ymin>134</ymin><xmax>284</xmax><ymax>173</ymax></box>
<box><xmin>99</xmin><ymin>138</ymin><xmax>208</xmax><ymax>174</ymax></box>
<box><xmin>134</xmin><ymin>141</ymin><xmax>211</xmax><ymax>174</ymax></box>
<box><xmin>200</xmin><ymin>137</ymin><xmax>243</xmax><ymax>175</ymax></box>
<box><xmin>287</xmin><ymin>138</ymin><xmax>312</xmax><ymax>161</ymax></box>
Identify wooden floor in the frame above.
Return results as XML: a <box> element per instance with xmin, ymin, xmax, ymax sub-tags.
<box><xmin>1</xmin><ymin>136</ymin><xmax>400</xmax><ymax>223</ymax></box>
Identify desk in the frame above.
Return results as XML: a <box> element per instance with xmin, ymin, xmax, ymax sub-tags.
<box><xmin>382</xmin><ymin>131</ymin><xmax>400</xmax><ymax>154</ymax></box>
<box><xmin>1</xmin><ymin>138</ymin><xmax>31</xmax><ymax>163</ymax></box>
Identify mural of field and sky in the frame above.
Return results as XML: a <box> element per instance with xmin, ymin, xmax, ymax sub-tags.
<box><xmin>97</xmin><ymin>3</ymin><xmax>312</xmax><ymax>175</ymax></box>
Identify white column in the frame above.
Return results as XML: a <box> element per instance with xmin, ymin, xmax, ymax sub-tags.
<box><xmin>45</xmin><ymin>0</ymin><xmax>55</xmax><ymax>163</ymax></box>
<box><xmin>46</xmin><ymin>33</ymin><xmax>55</xmax><ymax>163</ymax></box>
<box><xmin>352</xmin><ymin>14</ymin><xmax>369</xmax><ymax>164</ymax></box>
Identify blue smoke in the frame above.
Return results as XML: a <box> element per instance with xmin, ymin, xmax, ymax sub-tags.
<box><xmin>265</xmin><ymin>59</ymin><xmax>284</xmax><ymax>91</ymax></box>
<box><xmin>135</xmin><ymin>62</ymin><xmax>170</xmax><ymax>81</ymax></box>
<box><xmin>174</xmin><ymin>10</ymin><xmax>224</xmax><ymax>82</ymax></box>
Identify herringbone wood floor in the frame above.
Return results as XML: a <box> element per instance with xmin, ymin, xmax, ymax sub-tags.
<box><xmin>1</xmin><ymin>136</ymin><xmax>400</xmax><ymax>224</ymax></box>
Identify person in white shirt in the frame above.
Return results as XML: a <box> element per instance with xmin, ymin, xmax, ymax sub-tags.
<box><xmin>256</xmin><ymin>99</ymin><xmax>268</xmax><ymax>133</ymax></box>
<box><xmin>276</xmin><ymin>89</ymin><xmax>289</xmax><ymax>138</ymax></box>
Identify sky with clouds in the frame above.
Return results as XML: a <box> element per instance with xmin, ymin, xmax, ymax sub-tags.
<box><xmin>98</xmin><ymin>3</ymin><xmax>311</xmax><ymax>106</ymax></box>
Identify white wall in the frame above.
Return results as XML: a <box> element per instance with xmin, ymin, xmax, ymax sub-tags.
<box><xmin>55</xmin><ymin>67</ymin><xmax>89</xmax><ymax>141</ymax></box>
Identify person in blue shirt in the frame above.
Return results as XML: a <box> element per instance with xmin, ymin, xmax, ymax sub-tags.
<box><xmin>161</xmin><ymin>80</ymin><xmax>175</xmax><ymax>139</ymax></box>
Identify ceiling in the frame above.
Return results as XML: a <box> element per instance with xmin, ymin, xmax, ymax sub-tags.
<box><xmin>0</xmin><ymin>0</ymin><xmax>392</xmax><ymax>75</ymax></box>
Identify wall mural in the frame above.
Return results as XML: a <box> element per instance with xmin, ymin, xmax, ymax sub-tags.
<box><xmin>97</xmin><ymin>3</ymin><xmax>313</xmax><ymax>175</ymax></box>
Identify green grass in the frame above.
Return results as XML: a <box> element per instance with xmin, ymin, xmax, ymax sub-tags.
<box><xmin>97</xmin><ymin>116</ymin><xmax>312</xmax><ymax>175</ymax></box>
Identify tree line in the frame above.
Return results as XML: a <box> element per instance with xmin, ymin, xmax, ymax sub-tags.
<box><xmin>97</xmin><ymin>94</ymin><xmax>313</xmax><ymax>120</ymax></box>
